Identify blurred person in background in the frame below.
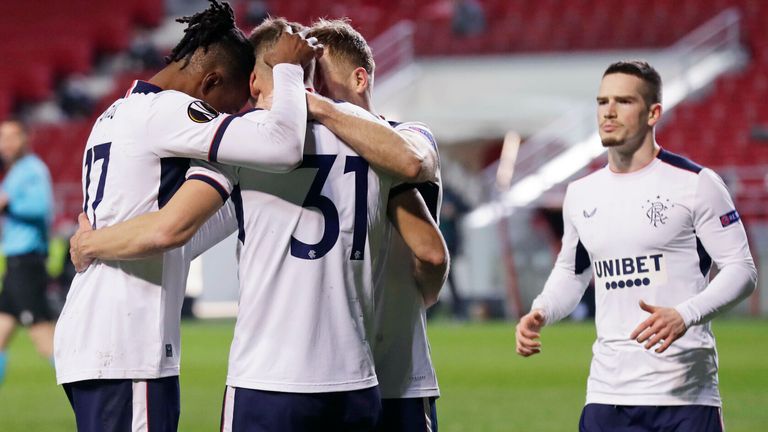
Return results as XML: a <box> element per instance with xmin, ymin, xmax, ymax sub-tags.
<box><xmin>0</xmin><ymin>119</ymin><xmax>54</xmax><ymax>386</ymax></box>
<box><xmin>451</xmin><ymin>0</ymin><xmax>486</xmax><ymax>37</ymax></box>
<box><xmin>439</xmin><ymin>186</ymin><xmax>468</xmax><ymax>319</ymax></box>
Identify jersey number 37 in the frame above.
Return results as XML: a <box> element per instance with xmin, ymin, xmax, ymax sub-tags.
<box><xmin>83</xmin><ymin>142</ymin><xmax>112</xmax><ymax>228</ymax></box>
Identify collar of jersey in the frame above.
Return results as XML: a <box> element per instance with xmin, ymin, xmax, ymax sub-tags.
<box><xmin>606</xmin><ymin>155</ymin><xmax>661</xmax><ymax>178</ymax></box>
<box><xmin>128</xmin><ymin>80</ymin><xmax>163</xmax><ymax>95</ymax></box>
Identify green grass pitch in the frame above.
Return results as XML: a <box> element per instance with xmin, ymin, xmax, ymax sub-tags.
<box><xmin>0</xmin><ymin>319</ymin><xmax>766</xmax><ymax>431</ymax></box>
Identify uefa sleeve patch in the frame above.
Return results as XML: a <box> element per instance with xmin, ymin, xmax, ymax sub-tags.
<box><xmin>406</xmin><ymin>126</ymin><xmax>438</xmax><ymax>149</ymax></box>
<box><xmin>719</xmin><ymin>210</ymin><xmax>740</xmax><ymax>227</ymax></box>
<box><xmin>188</xmin><ymin>100</ymin><xmax>219</xmax><ymax>123</ymax></box>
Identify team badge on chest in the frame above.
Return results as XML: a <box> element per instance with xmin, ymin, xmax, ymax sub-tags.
<box><xmin>643</xmin><ymin>195</ymin><xmax>674</xmax><ymax>227</ymax></box>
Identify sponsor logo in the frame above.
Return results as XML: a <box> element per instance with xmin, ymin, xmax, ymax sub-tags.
<box><xmin>409</xmin><ymin>375</ymin><xmax>427</xmax><ymax>383</ymax></box>
<box><xmin>719</xmin><ymin>210</ymin><xmax>740</xmax><ymax>227</ymax></box>
<box><xmin>594</xmin><ymin>254</ymin><xmax>667</xmax><ymax>290</ymax></box>
<box><xmin>187</xmin><ymin>100</ymin><xmax>219</xmax><ymax>123</ymax></box>
<box><xmin>583</xmin><ymin>208</ymin><xmax>597</xmax><ymax>218</ymax></box>
<box><xmin>643</xmin><ymin>195</ymin><xmax>674</xmax><ymax>227</ymax></box>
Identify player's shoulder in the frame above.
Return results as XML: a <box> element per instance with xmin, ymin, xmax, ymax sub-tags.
<box><xmin>334</xmin><ymin>100</ymin><xmax>385</xmax><ymax>123</ymax></box>
<box><xmin>567</xmin><ymin>165</ymin><xmax>608</xmax><ymax>194</ymax></box>
<box><xmin>655</xmin><ymin>148</ymin><xmax>705</xmax><ymax>176</ymax></box>
<box><xmin>655</xmin><ymin>148</ymin><xmax>723</xmax><ymax>196</ymax></box>
<box><xmin>125</xmin><ymin>81</ymin><xmax>221</xmax><ymax>122</ymax></box>
<box><xmin>392</xmin><ymin>120</ymin><xmax>436</xmax><ymax>145</ymax></box>
<box><xmin>392</xmin><ymin>120</ymin><xmax>433</xmax><ymax>133</ymax></box>
<box><xmin>10</xmin><ymin>155</ymin><xmax>48</xmax><ymax>181</ymax></box>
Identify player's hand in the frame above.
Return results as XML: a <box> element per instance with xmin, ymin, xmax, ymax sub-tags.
<box><xmin>629</xmin><ymin>300</ymin><xmax>688</xmax><ymax>353</ymax></box>
<box><xmin>70</xmin><ymin>213</ymin><xmax>94</xmax><ymax>273</ymax></box>
<box><xmin>263</xmin><ymin>27</ymin><xmax>323</xmax><ymax>69</ymax></box>
<box><xmin>516</xmin><ymin>309</ymin><xmax>545</xmax><ymax>357</ymax></box>
<box><xmin>0</xmin><ymin>192</ymin><xmax>9</xmax><ymax>211</ymax></box>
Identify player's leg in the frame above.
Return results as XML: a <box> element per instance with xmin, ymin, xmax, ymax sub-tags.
<box><xmin>580</xmin><ymin>404</ymin><xmax>724</xmax><ymax>432</ymax></box>
<box><xmin>222</xmin><ymin>386</ymin><xmax>328</xmax><ymax>432</ymax></box>
<box><xmin>335</xmin><ymin>386</ymin><xmax>382</xmax><ymax>432</ymax></box>
<box><xmin>28</xmin><ymin>321</ymin><xmax>55</xmax><ymax>359</ymax></box>
<box><xmin>651</xmin><ymin>405</ymin><xmax>724</xmax><ymax>432</ymax></box>
<box><xmin>578</xmin><ymin>404</ymin><xmax>634</xmax><ymax>431</ymax></box>
<box><xmin>378</xmin><ymin>397</ymin><xmax>437</xmax><ymax>432</ymax></box>
<box><xmin>12</xmin><ymin>253</ymin><xmax>55</xmax><ymax>360</ymax></box>
<box><xmin>0</xmin><ymin>266</ymin><xmax>21</xmax><ymax>385</ymax></box>
<box><xmin>64</xmin><ymin>376</ymin><xmax>180</xmax><ymax>432</ymax></box>
<box><xmin>0</xmin><ymin>313</ymin><xmax>17</xmax><ymax>385</ymax></box>
<box><xmin>63</xmin><ymin>379</ymin><xmax>133</xmax><ymax>431</ymax></box>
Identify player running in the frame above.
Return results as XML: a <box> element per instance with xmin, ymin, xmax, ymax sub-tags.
<box><xmin>515</xmin><ymin>60</ymin><xmax>757</xmax><ymax>432</ymax></box>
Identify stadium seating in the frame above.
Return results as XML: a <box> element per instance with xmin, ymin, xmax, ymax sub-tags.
<box><xmin>0</xmin><ymin>0</ymin><xmax>764</xmax><ymax>220</ymax></box>
<box><xmin>263</xmin><ymin>0</ymin><xmax>767</xmax><ymax>165</ymax></box>
<box><xmin>0</xmin><ymin>0</ymin><xmax>162</xmax><ymax>105</ymax></box>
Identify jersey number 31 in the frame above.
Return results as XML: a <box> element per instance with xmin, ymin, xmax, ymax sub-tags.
<box><xmin>290</xmin><ymin>155</ymin><xmax>368</xmax><ymax>261</ymax></box>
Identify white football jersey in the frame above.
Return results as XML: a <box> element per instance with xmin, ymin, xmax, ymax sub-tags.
<box><xmin>198</xmin><ymin>103</ymin><xmax>394</xmax><ymax>393</ymax></box>
<box><xmin>532</xmin><ymin>148</ymin><xmax>756</xmax><ymax>406</ymax></box>
<box><xmin>54</xmin><ymin>65</ymin><xmax>306</xmax><ymax>384</ymax></box>
<box><xmin>373</xmin><ymin>122</ymin><xmax>442</xmax><ymax>399</ymax></box>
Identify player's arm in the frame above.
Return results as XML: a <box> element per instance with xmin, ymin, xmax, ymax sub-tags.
<box><xmin>517</xmin><ymin>187</ymin><xmax>592</xmax><ymax>357</ymax></box>
<box><xmin>70</xmin><ymin>180</ymin><xmax>224</xmax><ymax>269</ymax></box>
<box><xmin>209</xmin><ymin>62</ymin><xmax>307</xmax><ymax>171</ymax></box>
<box><xmin>387</xmin><ymin>187</ymin><xmax>449</xmax><ymax>307</ymax></box>
<box><xmin>187</xmin><ymin>198</ymin><xmax>237</xmax><ymax>260</ymax></box>
<box><xmin>150</xmin><ymin>63</ymin><xmax>306</xmax><ymax>172</ymax></box>
<box><xmin>307</xmin><ymin>93</ymin><xmax>438</xmax><ymax>182</ymax></box>
<box><xmin>631</xmin><ymin>169</ymin><xmax>758</xmax><ymax>353</ymax></box>
<box><xmin>212</xmin><ymin>32</ymin><xmax>318</xmax><ymax>170</ymax></box>
<box><xmin>149</xmin><ymin>32</ymin><xmax>319</xmax><ymax>171</ymax></box>
<box><xmin>70</xmin><ymin>164</ymin><xmax>236</xmax><ymax>270</ymax></box>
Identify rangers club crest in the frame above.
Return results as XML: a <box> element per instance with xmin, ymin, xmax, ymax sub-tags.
<box><xmin>644</xmin><ymin>196</ymin><xmax>674</xmax><ymax>227</ymax></box>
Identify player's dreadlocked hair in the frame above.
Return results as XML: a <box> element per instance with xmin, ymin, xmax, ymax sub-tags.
<box><xmin>165</xmin><ymin>0</ymin><xmax>254</xmax><ymax>79</ymax></box>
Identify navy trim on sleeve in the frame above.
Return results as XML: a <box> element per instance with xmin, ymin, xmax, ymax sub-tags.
<box><xmin>695</xmin><ymin>236</ymin><xmax>713</xmax><ymax>276</ymax></box>
<box><xmin>130</xmin><ymin>81</ymin><xmax>163</xmax><ymax>95</ymax></box>
<box><xmin>187</xmin><ymin>174</ymin><xmax>230</xmax><ymax>203</ymax></box>
<box><xmin>389</xmin><ymin>183</ymin><xmax>418</xmax><ymax>200</ymax></box>
<box><xmin>575</xmin><ymin>240</ymin><xmax>591</xmax><ymax>275</ymax></box>
<box><xmin>159</xmin><ymin>158</ymin><xmax>190</xmax><ymax>208</ymax></box>
<box><xmin>657</xmin><ymin>149</ymin><xmax>703</xmax><ymax>174</ymax></box>
<box><xmin>208</xmin><ymin>109</ymin><xmax>257</xmax><ymax>162</ymax></box>
<box><xmin>415</xmin><ymin>182</ymin><xmax>440</xmax><ymax>222</ymax></box>
<box><xmin>390</xmin><ymin>182</ymin><xmax>441</xmax><ymax>222</ymax></box>
<box><xmin>231</xmin><ymin>184</ymin><xmax>245</xmax><ymax>244</ymax></box>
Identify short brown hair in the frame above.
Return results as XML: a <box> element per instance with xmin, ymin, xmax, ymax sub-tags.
<box><xmin>247</xmin><ymin>17</ymin><xmax>305</xmax><ymax>59</ymax></box>
<box><xmin>307</xmin><ymin>18</ymin><xmax>375</xmax><ymax>75</ymax></box>
<box><xmin>603</xmin><ymin>60</ymin><xmax>662</xmax><ymax>106</ymax></box>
